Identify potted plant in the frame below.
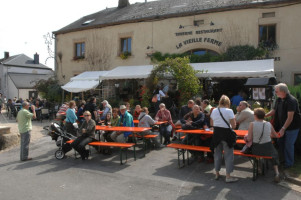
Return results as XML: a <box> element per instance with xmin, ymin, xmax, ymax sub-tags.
<box><xmin>120</xmin><ymin>51</ymin><xmax>131</xmax><ymax>60</ymax></box>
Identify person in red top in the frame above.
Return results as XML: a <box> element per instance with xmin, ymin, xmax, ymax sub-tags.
<box><xmin>133</xmin><ymin>105</ymin><xmax>141</xmax><ymax>120</ymax></box>
<box><xmin>155</xmin><ymin>103</ymin><xmax>175</xmax><ymax>145</ymax></box>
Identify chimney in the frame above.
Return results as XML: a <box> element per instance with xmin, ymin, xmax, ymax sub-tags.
<box><xmin>34</xmin><ymin>53</ymin><xmax>39</xmax><ymax>64</ymax></box>
<box><xmin>4</xmin><ymin>52</ymin><xmax>9</xmax><ymax>59</ymax></box>
<box><xmin>118</xmin><ymin>0</ymin><xmax>130</xmax><ymax>8</ymax></box>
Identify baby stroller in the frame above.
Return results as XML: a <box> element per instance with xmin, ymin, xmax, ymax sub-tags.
<box><xmin>44</xmin><ymin>122</ymin><xmax>77</xmax><ymax>159</ymax></box>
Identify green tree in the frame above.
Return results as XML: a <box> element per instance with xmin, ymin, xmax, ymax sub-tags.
<box><xmin>148</xmin><ymin>57</ymin><xmax>202</xmax><ymax>105</ymax></box>
<box><xmin>34</xmin><ymin>78</ymin><xmax>62</xmax><ymax>103</ymax></box>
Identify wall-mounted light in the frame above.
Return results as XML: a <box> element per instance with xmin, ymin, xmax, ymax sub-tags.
<box><xmin>115</xmin><ymin>83</ymin><xmax>119</xmax><ymax>88</ymax></box>
<box><xmin>210</xmin><ymin>21</ymin><xmax>214</xmax><ymax>26</ymax></box>
<box><xmin>146</xmin><ymin>46</ymin><xmax>153</xmax><ymax>49</ymax></box>
<box><xmin>179</xmin><ymin>24</ymin><xmax>198</xmax><ymax>29</ymax></box>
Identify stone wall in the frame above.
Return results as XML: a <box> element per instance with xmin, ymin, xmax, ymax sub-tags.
<box><xmin>0</xmin><ymin>126</ymin><xmax>19</xmax><ymax>150</ymax></box>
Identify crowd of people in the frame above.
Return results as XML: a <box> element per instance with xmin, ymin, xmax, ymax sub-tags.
<box><xmin>0</xmin><ymin>95</ymin><xmax>51</xmax><ymax>120</ymax></box>
<box><xmin>8</xmin><ymin>83</ymin><xmax>301</xmax><ymax>183</ymax></box>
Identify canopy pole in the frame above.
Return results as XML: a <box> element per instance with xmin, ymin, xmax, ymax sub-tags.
<box><xmin>71</xmin><ymin>92</ymin><xmax>73</xmax><ymax>100</ymax></box>
<box><xmin>82</xmin><ymin>92</ymin><xmax>84</xmax><ymax>101</ymax></box>
<box><xmin>62</xmin><ymin>90</ymin><xmax>64</xmax><ymax>104</ymax></box>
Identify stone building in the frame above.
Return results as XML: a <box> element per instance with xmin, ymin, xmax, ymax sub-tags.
<box><xmin>53</xmin><ymin>0</ymin><xmax>301</xmax><ymax>86</ymax></box>
<box><xmin>0</xmin><ymin>52</ymin><xmax>53</xmax><ymax>99</ymax></box>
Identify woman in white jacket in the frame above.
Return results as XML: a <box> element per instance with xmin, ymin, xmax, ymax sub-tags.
<box><xmin>138</xmin><ymin>107</ymin><xmax>165</xmax><ymax>148</ymax></box>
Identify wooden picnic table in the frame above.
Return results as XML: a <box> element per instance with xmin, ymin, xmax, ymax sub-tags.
<box><xmin>96</xmin><ymin>126</ymin><xmax>151</xmax><ymax>132</ymax></box>
<box><xmin>96</xmin><ymin>125</ymin><xmax>152</xmax><ymax>159</ymax></box>
<box><xmin>133</xmin><ymin>120</ymin><xmax>168</xmax><ymax>125</ymax></box>
<box><xmin>175</xmin><ymin>128</ymin><xmax>248</xmax><ymax>164</ymax></box>
<box><xmin>176</xmin><ymin>129</ymin><xmax>247</xmax><ymax>137</ymax></box>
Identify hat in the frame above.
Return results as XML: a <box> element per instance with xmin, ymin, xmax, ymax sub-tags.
<box><xmin>120</xmin><ymin>105</ymin><xmax>126</xmax><ymax>110</ymax></box>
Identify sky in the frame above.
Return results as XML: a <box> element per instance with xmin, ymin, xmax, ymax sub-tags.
<box><xmin>0</xmin><ymin>0</ymin><xmax>157</xmax><ymax>70</ymax></box>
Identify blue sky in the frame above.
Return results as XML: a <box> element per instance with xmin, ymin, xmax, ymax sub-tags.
<box><xmin>0</xmin><ymin>0</ymin><xmax>157</xmax><ymax>70</ymax></box>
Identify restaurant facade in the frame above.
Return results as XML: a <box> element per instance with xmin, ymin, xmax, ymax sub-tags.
<box><xmin>53</xmin><ymin>0</ymin><xmax>301</xmax><ymax>86</ymax></box>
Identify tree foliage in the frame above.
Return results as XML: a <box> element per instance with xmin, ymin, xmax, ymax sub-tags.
<box><xmin>151</xmin><ymin>45</ymin><xmax>266</xmax><ymax>63</ymax></box>
<box><xmin>34</xmin><ymin>78</ymin><xmax>62</xmax><ymax>103</ymax></box>
<box><xmin>147</xmin><ymin>57</ymin><xmax>201</xmax><ymax>105</ymax></box>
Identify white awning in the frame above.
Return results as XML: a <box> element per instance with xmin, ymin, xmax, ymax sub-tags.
<box><xmin>61</xmin><ymin>80</ymin><xmax>100</xmax><ymax>93</ymax></box>
<box><xmin>101</xmin><ymin>65</ymin><xmax>154</xmax><ymax>80</ymax></box>
<box><xmin>190</xmin><ymin>59</ymin><xmax>275</xmax><ymax>78</ymax></box>
<box><xmin>61</xmin><ymin>71</ymin><xmax>108</xmax><ymax>93</ymax></box>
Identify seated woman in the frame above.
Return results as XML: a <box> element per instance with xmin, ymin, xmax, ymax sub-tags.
<box><xmin>181</xmin><ymin>105</ymin><xmax>208</xmax><ymax>161</ymax></box>
<box><xmin>65</xmin><ymin>101</ymin><xmax>78</xmax><ymax>137</ymax></box>
<box><xmin>125</xmin><ymin>102</ymin><xmax>132</xmax><ymax>115</ymax></box>
<box><xmin>138</xmin><ymin>107</ymin><xmax>164</xmax><ymax>149</ymax></box>
<box><xmin>99</xmin><ymin>112</ymin><xmax>113</xmax><ymax>142</ymax></box>
<box><xmin>71</xmin><ymin>111</ymin><xmax>96</xmax><ymax>160</ymax></box>
<box><xmin>133</xmin><ymin>105</ymin><xmax>141</xmax><ymax>120</ymax></box>
<box><xmin>155</xmin><ymin>103</ymin><xmax>175</xmax><ymax>145</ymax></box>
<box><xmin>246</xmin><ymin>107</ymin><xmax>280</xmax><ymax>183</ymax></box>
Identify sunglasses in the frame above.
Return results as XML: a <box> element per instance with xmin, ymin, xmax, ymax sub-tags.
<box><xmin>84</xmin><ymin>115</ymin><xmax>91</xmax><ymax>117</ymax></box>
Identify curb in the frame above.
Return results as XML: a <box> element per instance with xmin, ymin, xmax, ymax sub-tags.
<box><xmin>283</xmin><ymin>171</ymin><xmax>301</xmax><ymax>186</ymax></box>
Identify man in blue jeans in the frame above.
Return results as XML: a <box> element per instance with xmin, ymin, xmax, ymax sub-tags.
<box><xmin>17</xmin><ymin>102</ymin><xmax>36</xmax><ymax>161</ymax></box>
<box><xmin>266</xmin><ymin>83</ymin><xmax>301</xmax><ymax>168</ymax></box>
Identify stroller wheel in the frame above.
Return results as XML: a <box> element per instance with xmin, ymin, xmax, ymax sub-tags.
<box><xmin>55</xmin><ymin>150</ymin><xmax>65</xmax><ymax>160</ymax></box>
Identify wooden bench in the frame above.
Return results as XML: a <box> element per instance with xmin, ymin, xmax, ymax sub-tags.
<box><xmin>167</xmin><ymin>143</ymin><xmax>272</xmax><ymax>181</ymax></box>
<box><xmin>66</xmin><ymin>140</ymin><xmax>135</xmax><ymax>164</ymax></box>
<box><xmin>128</xmin><ymin>134</ymin><xmax>159</xmax><ymax>157</ymax></box>
<box><xmin>179</xmin><ymin>137</ymin><xmax>246</xmax><ymax>144</ymax></box>
<box><xmin>175</xmin><ymin>125</ymin><xmax>182</xmax><ymax>129</ymax></box>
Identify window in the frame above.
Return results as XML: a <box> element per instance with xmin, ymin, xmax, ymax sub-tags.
<box><xmin>75</xmin><ymin>42</ymin><xmax>85</xmax><ymax>59</ymax></box>
<box><xmin>294</xmin><ymin>74</ymin><xmax>301</xmax><ymax>85</ymax></box>
<box><xmin>186</xmin><ymin>49</ymin><xmax>219</xmax><ymax>56</ymax></box>
<box><xmin>262</xmin><ymin>12</ymin><xmax>275</xmax><ymax>18</ymax></box>
<box><xmin>82</xmin><ymin>19</ymin><xmax>95</xmax><ymax>26</ymax></box>
<box><xmin>121</xmin><ymin>38</ymin><xmax>132</xmax><ymax>53</ymax></box>
<box><xmin>259</xmin><ymin>24</ymin><xmax>276</xmax><ymax>46</ymax></box>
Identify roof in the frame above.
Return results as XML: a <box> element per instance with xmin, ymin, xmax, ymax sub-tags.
<box><xmin>70</xmin><ymin>71</ymin><xmax>108</xmax><ymax>80</ymax></box>
<box><xmin>61</xmin><ymin>80</ymin><xmax>101</xmax><ymax>93</ymax></box>
<box><xmin>1</xmin><ymin>54</ymin><xmax>52</xmax><ymax>70</ymax></box>
<box><xmin>100</xmin><ymin>65</ymin><xmax>154</xmax><ymax>80</ymax></box>
<box><xmin>8</xmin><ymin>73</ymin><xmax>54</xmax><ymax>89</ymax></box>
<box><xmin>191</xmin><ymin>59</ymin><xmax>275</xmax><ymax>78</ymax></box>
<box><xmin>54</xmin><ymin>0</ymin><xmax>298</xmax><ymax>34</ymax></box>
<box><xmin>61</xmin><ymin>71</ymin><xmax>108</xmax><ymax>93</ymax></box>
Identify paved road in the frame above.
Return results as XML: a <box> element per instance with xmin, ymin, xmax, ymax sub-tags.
<box><xmin>0</xmin><ymin>134</ymin><xmax>301</xmax><ymax>200</ymax></box>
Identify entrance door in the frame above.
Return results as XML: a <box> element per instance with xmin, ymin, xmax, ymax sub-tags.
<box><xmin>29</xmin><ymin>91</ymin><xmax>38</xmax><ymax>99</ymax></box>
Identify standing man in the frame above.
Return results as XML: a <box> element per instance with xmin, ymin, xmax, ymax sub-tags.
<box><xmin>235</xmin><ymin>101</ymin><xmax>254</xmax><ymax>130</ymax></box>
<box><xmin>0</xmin><ymin>93</ymin><xmax>3</xmax><ymax>113</ymax></box>
<box><xmin>111</xmin><ymin>105</ymin><xmax>134</xmax><ymax>143</ymax></box>
<box><xmin>266</xmin><ymin>83</ymin><xmax>301</xmax><ymax>168</ymax></box>
<box><xmin>17</xmin><ymin>101</ymin><xmax>36</xmax><ymax>161</ymax></box>
<box><xmin>231</xmin><ymin>91</ymin><xmax>244</xmax><ymax>107</ymax></box>
<box><xmin>84</xmin><ymin>97</ymin><xmax>98</xmax><ymax>121</ymax></box>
